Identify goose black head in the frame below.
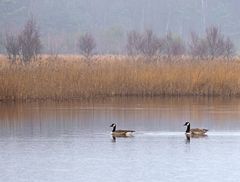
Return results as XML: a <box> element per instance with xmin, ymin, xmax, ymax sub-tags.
<box><xmin>110</xmin><ymin>123</ymin><xmax>117</xmax><ymax>132</ymax></box>
<box><xmin>110</xmin><ymin>123</ymin><xmax>116</xmax><ymax>127</ymax></box>
<box><xmin>184</xmin><ymin>121</ymin><xmax>190</xmax><ymax>126</ymax></box>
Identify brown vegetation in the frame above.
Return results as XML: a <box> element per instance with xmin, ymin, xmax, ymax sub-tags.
<box><xmin>1</xmin><ymin>55</ymin><xmax>240</xmax><ymax>101</ymax></box>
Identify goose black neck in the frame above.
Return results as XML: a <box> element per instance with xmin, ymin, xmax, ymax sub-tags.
<box><xmin>186</xmin><ymin>124</ymin><xmax>190</xmax><ymax>133</ymax></box>
<box><xmin>112</xmin><ymin>125</ymin><xmax>116</xmax><ymax>132</ymax></box>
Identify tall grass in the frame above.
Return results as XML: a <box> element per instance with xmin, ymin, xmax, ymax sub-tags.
<box><xmin>1</xmin><ymin>55</ymin><xmax>240</xmax><ymax>101</ymax></box>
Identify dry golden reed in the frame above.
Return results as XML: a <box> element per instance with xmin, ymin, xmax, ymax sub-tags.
<box><xmin>1</xmin><ymin>55</ymin><xmax>240</xmax><ymax>101</ymax></box>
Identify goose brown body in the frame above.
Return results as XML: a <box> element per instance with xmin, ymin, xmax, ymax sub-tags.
<box><xmin>184</xmin><ymin>122</ymin><xmax>208</xmax><ymax>136</ymax></box>
<box><xmin>189</xmin><ymin>128</ymin><xmax>208</xmax><ymax>135</ymax></box>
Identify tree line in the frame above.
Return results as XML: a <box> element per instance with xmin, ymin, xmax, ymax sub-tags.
<box><xmin>2</xmin><ymin>18</ymin><xmax>236</xmax><ymax>63</ymax></box>
<box><xmin>126</xmin><ymin>27</ymin><xmax>235</xmax><ymax>60</ymax></box>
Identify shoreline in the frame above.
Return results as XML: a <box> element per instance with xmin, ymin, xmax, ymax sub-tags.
<box><xmin>0</xmin><ymin>95</ymin><xmax>238</xmax><ymax>103</ymax></box>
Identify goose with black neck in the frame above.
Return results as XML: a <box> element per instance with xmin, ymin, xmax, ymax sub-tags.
<box><xmin>110</xmin><ymin>123</ymin><xmax>135</xmax><ymax>137</ymax></box>
<box><xmin>184</xmin><ymin>121</ymin><xmax>208</xmax><ymax>136</ymax></box>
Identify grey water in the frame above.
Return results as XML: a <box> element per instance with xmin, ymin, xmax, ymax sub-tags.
<box><xmin>1</xmin><ymin>97</ymin><xmax>240</xmax><ymax>182</ymax></box>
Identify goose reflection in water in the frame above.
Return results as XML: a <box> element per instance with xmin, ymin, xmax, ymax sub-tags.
<box><xmin>111</xmin><ymin>135</ymin><xmax>134</xmax><ymax>142</ymax></box>
<box><xmin>185</xmin><ymin>133</ymin><xmax>208</xmax><ymax>144</ymax></box>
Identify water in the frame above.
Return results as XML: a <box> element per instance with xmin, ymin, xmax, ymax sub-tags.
<box><xmin>1</xmin><ymin>97</ymin><xmax>240</xmax><ymax>182</ymax></box>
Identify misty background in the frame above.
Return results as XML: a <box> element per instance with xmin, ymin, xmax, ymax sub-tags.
<box><xmin>0</xmin><ymin>0</ymin><xmax>240</xmax><ymax>54</ymax></box>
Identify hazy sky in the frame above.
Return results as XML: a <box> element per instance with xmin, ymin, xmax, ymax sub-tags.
<box><xmin>1</xmin><ymin>0</ymin><xmax>240</xmax><ymax>53</ymax></box>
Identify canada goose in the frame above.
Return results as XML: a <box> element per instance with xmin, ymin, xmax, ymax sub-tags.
<box><xmin>110</xmin><ymin>123</ymin><xmax>135</xmax><ymax>137</ymax></box>
<box><xmin>184</xmin><ymin>121</ymin><xmax>208</xmax><ymax>136</ymax></box>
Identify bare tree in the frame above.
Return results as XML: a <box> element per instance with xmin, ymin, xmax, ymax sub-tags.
<box><xmin>139</xmin><ymin>30</ymin><xmax>162</xmax><ymax>57</ymax></box>
<box><xmin>126</xmin><ymin>30</ymin><xmax>142</xmax><ymax>56</ymax></box>
<box><xmin>205</xmin><ymin>26</ymin><xmax>225</xmax><ymax>59</ymax></box>
<box><xmin>189</xmin><ymin>32</ymin><xmax>199</xmax><ymax>58</ymax></box>
<box><xmin>18</xmin><ymin>18</ymin><xmax>42</xmax><ymax>62</ymax></box>
<box><xmin>126</xmin><ymin>29</ymin><xmax>162</xmax><ymax>58</ymax></box>
<box><xmin>77</xmin><ymin>33</ymin><xmax>96</xmax><ymax>59</ymax></box>
<box><xmin>171</xmin><ymin>39</ymin><xmax>185</xmax><ymax>56</ymax></box>
<box><xmin>4</xmin><ymin>33</ymin><xmax>20</xmax><ymax>62</ymax></box>
<box><xmin>224</xmin><ymin>37</ymin><xmax>235</xmax><ymax>59</ymax></box>
<box><xmin>189</xmin><ymin>31</ymin><xmax>208</xmax><ymax>59</ymax></box>
<box><xmin>0</xmin><ymin>32</ymin><xmax>5</xmax><ymax>54</ymax></box>
<box><xmin>204</xmin><ymin>25</ymin><xmax>236</xmax><ymax>60</ymax></box>
<box><xmin>163</xmin><ymin>32</ymin><xmax>185</xmax><ymax>58</ymax></box>
<box><xmin>189</xmin><ymin>27</ymin><xmax>236</xmax><ymax>60</ymax></box>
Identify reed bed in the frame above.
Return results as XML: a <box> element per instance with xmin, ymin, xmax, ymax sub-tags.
<box><xmin>1</xmin><ymin>55</ymin><xmax>240</xmax><ymax>101</ymax></box>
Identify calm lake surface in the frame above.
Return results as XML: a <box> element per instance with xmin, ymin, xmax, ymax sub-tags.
<box><xmin>1</xmin><ymin>97</ymin><xmax>240</xmax><ymax>182</ymax></box>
